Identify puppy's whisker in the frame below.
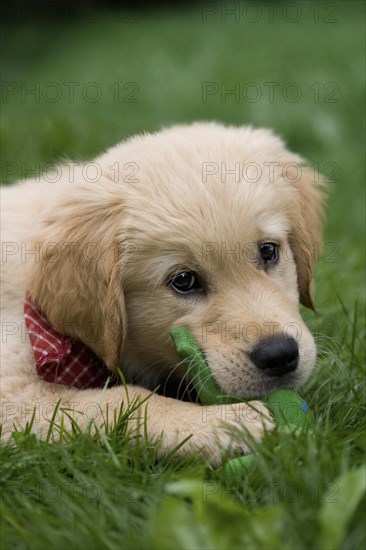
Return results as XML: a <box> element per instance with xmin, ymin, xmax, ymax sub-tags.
<box><xmin>147</xmin><ymin>357</ymin><xmax>193</xmax><ymax>399</ymax></box>
<box><xmin>315</xmin><ymin>343</ymin><xmax>345</xmax><ymax>367</ymax></box>
<box><xmin>162</xmin><ymin>358</ymin><xmax>189</xmax><ymax>387</ymax></box>
<box><xmin>315</xmin><ymin>332</ymin><xmax>342</xmax><ymax>350</ymax></box>
<box><xmin>175</xmin><ymin>352</ymin><xmax>203</xmax><ymax>402</ymax></box>
<box><xmin>182</xmin><ymin>363</ymin><xmax>230</xmax><ymax>402</ymax></box>
<box><xmin>315</xmin><ymin>333</ymin><xmax>344</xmax><ymax>359</ymax></box>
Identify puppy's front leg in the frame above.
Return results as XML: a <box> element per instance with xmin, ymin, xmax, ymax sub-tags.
<box><xmin>1</xmin><ymin>384</ymin><xmax>272</xmax><ymax>466</ymax></box>
<box><xmin>166</xmin><ymin>399</ymin><xmax>273</xmax><ymax>466</ymax></box>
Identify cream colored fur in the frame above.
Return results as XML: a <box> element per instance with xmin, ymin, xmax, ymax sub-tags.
<box><xmin>0</xmin><ymin>122</ymin><xmax>324</xmax><ymax>465</ymax></box>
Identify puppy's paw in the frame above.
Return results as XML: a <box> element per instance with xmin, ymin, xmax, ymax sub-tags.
<box><xmin>180</xmin><ymin>400</ymin><xmax>274</xmax><ymax>467</ymax></box>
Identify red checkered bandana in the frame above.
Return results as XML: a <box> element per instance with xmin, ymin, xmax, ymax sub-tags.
<box><xmin>24</xmin><ymin>294</ymin><xmax>115</xmax><ymax>389</ymax></box>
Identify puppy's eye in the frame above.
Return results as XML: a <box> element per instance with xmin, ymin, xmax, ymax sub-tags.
<box><xmin>259</xmin><ymin>242</ymin><xmax>279</xmax><ymax>264</ymax></box>
<box><xmin>168</xmin><ymin>271</ymin><xmax>203</xmax><ymax>295</ymax></box>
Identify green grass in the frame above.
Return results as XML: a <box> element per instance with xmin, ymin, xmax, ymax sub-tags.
<box><xmin>1</xmin><ymin>3</ymin><xmax>365</xmax><ymax>549</ymax></box>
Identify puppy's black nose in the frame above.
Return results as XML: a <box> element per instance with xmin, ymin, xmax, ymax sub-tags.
<box><xmin>250</xmin><ymin>336</ymin><xmax>299</xmax><ymax>376</ymax></box>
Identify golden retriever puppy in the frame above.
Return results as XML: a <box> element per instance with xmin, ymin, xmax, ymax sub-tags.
<box><xmin>0</xmin><ymin>122</ymin><xmax>324</xmax><ymax>464</ymax></box>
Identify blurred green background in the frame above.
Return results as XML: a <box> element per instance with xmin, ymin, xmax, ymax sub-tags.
<box><xmin>1</xmin><ymin>2</ymin><xmax>365</xmax><ymax>548</ymax></box>
<box><xmin>1</xmin><ymin>1</ymin><xmax>365</xmax><ymax>311</ymax></box>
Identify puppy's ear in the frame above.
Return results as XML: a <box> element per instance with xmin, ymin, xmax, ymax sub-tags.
<box><xmin>27</xmin><ymin>180</ymin><xmax>126</xmax><ymax>370</ymax></box>
<box><xmin>285</xmin><ymin>163</ymin><xmax>326</xmax><ymax>309</ymax></box>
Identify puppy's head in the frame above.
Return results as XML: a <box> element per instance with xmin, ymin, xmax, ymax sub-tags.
<box><xmin>28</xmin><ymin>123</ymin><xmax>325</xmax><ymax>399</ymax></box>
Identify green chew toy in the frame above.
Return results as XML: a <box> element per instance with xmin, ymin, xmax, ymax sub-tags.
<box><xmin>170</xmin><ymin>326</ymin><xmax>310</xmax><ymax>476</ymax></box>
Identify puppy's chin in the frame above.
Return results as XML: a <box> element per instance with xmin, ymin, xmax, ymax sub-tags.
<box><xmin>218</xmin><ymin>371</ymin><xmax>302</xmax><ymax>400</ymax></box>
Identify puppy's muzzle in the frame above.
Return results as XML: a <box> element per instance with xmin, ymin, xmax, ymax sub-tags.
<box><xmin>250</xmin><ymin>335</ymin><xmax>299</xmax><ymax>376</ymax></box>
